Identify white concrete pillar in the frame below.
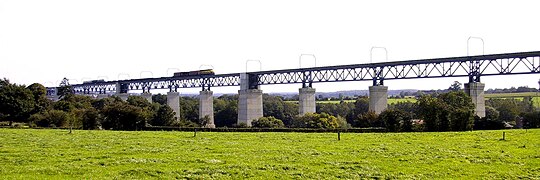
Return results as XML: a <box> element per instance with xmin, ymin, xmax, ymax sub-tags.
<box><xmin>369</xmin><ymin>86</ymin><xmax>388</xmax><ymax>114</ymax></box>
<box><xmin>141</xmin><ymin>93</ymin><xmax>152</xmax><ymax>103</ymax></box>
<box><xmin>115</xmin><ymin>83</ymin><xmax>122</xmax><ymax>94</ymax></box>
<box><xmin>167</xmin><ymin>92</ymin><xmax>180</xmax><ymax>120</ymax></box>
<box><xmin>238</xmin><ymin>89</ymin><xmax>263</xmax><ymax>127</ymax></box>
<box><xmin>199</xmin><ymin>90</ymin><xmax>215</xmax><ymax>128</ymax></box>
<box><xmin>465</xmin><ymin>82</ymin><xmax>486</xmax><ymax>118</ymax></box>
<box><xmin>299</xmin><ymin>87</ymin><xmax>316</xmax><ymax>115</ymax></box>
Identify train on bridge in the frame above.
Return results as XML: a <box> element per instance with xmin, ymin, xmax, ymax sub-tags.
<box><xmin>83</xmin><ymin>79</ymin><xmax>105</xmax><ymax>84</ymax></box>
<box><xmin>173</xmin><ymin>69</ymin><xmax>214</xmax><ymax>77</ymax></box>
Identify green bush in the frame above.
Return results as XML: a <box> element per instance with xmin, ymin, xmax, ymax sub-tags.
<box><xmin>354</xmin><ymin>111</ymin><xmax>380</xmax><ymax>128</ymax></box>
<box><xmin>234</xmin><ymin>122</ymin><xmax>249</xmax><ymax>128</ymax></box>
<box><xmin>252</xmin><ymin>116</ymin><xmax>285</xmax><ymax>128</ymax></box>
<box><xmin>522</xmin><ymin>110</ymin><xmax>540</xmax><ymax>128</ymax></box>
<box><xmin>30</xmin><ymin>109</ymin><xmax>71</xmax><ymax>128</ymax></box>
<box><xmin>291</xmin><ymin>113</ymin><xmax>341</xmax><ymax>129</ymax></box>
<box><xmin>378</xmin><ymin>109</ymin><xmax>413</xmax><ymax>132</ymax></box>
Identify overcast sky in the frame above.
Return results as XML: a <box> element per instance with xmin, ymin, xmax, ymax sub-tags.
<box><xmin>1</xmin><ymin>0</ymin><xmax>539</xmax><ymax>93</ymax></box>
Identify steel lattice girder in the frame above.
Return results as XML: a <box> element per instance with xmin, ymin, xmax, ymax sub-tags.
<box><xmin>66</xmin><ymin>51</ymin><xmax>540</xmax><ymax>94</ymax></box>
<box><xmin>254</xmin><ymin>51</ymin><xmax>540</xmax><ymax>85</ymax></box>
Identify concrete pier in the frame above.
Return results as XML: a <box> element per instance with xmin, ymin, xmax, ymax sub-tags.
<box><xmin>369</xmin><ymin>86</ymin><xmax>388</xmax><ymax>114</ymax></box>
<box><xmin>199</xmin><ymin>90</ymin><xmax>215</xmax><ymax>128</ymax></box>
<box><xmin>465</xmin><ymin>82</ymin><xmax>486</xmax><ymax>118</ymax></box>
<box><xmin>299</xmin><ymin>87</ymin><xmax>316</xmax><ymax>115</ymax></box>
<box><xmin>238</xmin><ymin>89</ymin><xmax>263</xmax><ymax>126</ymax></box>
<box><xmin>141</xmin><ymin>93</ymin><xmax>152</xmax><ymax>103</ymax></box>
<box><xmin>167</xmin><ymin>92</ymin><xmax>180</xmax><ymax>120</ymax></box>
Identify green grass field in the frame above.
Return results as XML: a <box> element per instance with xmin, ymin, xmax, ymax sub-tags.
<box><xmin>1</xmin><ymin>129</ymin><xmax>539</xmax><ymax>179</ymax></box>
<box><xmin>308</xmin><ymin>92</ymin><xmax>540</xmax><ymax>106</ymax></box>
<box><xmin>288</xmin><ymin>98</ymin><xmax>417</xmax><ymax>105</ymax></box>
<box><xmin>484</xmin><ymin>92</ymin><xmax>540</xmax><ymax>98</ymax></box>
<box><xmin>485</xmin><ymin>92</ymin><xmax>540</xmax><ymax>108</ymax></box>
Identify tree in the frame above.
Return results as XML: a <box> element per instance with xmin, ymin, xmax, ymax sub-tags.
<box><xmin>389</xmin><ymin>101</ymin><xmax>418</xmax><ymax>118</ymax></box>
<box><xmin>57</xmin><ymin>78</ymin><xmax>73</xmax><ymax>99</ymax></box>
<box><xmin>178</xmin><ymin>96</ymin><xmax>199</xmax><ymax>124</ymax></box>
<box><xmin>29</xmin><ymin>109</ymin><xmax>71</xmax><ymax>128</ymax></box>
<box><xmin>26</xmin><ymin>83</ymin><xmax>51</xmax><ymax>115</ymax></box>
<box><xmin>251</xmin><ymin>116</ymin><xmax>285</xmax><ymax>128</ymax></box>
<box><xmin>474</xmin><ymin>106</ymin><xmax>503</xmax><ymax>130</ymax></box>
<box><xmin>127</xmin><ymin>96</ymin><xmax>153</xmax><ymax>108</ymax></box>
<box><xmin>417</xmin><ymin>95</ymin><xmax>447</xmax><ymax>131</ymax></box>
<box><xmin>522</xmin><ymin>110</ymin><xmax>540</xmax><ymax>128</ymax></box>
<box><xmin>353</xmin><ymin>97</ymin><xmax>370</xmax><ymax>116</ymax></box>
<box><xmin>214</xmin><ymin>95</ymin><xmax>238</xmax><ymax>127</ymax></box>
<box><xmin>281</xmin><ymin>102</ymin><xmax>298</xmax><ymax>126</ymax></box>
<box><xmin>291</xmin><ymin>113</ymin><xmax>341</xmax><ymax>129</ymax></box>
<box><xmin>378</xmin><ymin>109</ymin><xmax>413</xmax><ymax>132</ymax></box>
<box><xmin>417</xmin><ymin>91</ymin><xmax>475</xmax><ymax>131</ymax></box>
<box><xmin>100</xmin><ymin>101</ymin><xmax>149</xmax><ymax>130</ymax></box>
<box><xmin>152</xmin><ymin>94</ymin><xmax>167</xmax><ymax>105</ymax></box>
<box><xmin>353</xmin><ymin>111</ymin><xmax>380</xmax><ymax>128</ymax></box>
<box><xmin>448</xmin><ymin>81</ymin><xmax>462</xmax><ymax>91</ymax></box>
<box><xmin>263</xmin><ymin>94</ymin><xmax>286</xmax><ymax>123</ymax></box>
<box><xmin>0</xmin><ymin>79</ymin><xmax>35</xmax><ymax>125</ymax></box>
<box><xmin>486</xmin><ymin>98</ymin><xmax>526</xmax><ymax>123</ymax></box>
<box><xmin>151</xmin><ymin>104</ymin><xmax>176</xmax><ymax>126</ymax></box>
<box><xmin>81</xmin><ymin>108</ymin><xmax>101</xmax><ymax>130</ymax></box>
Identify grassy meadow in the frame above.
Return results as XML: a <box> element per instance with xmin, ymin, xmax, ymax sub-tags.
<box><xmin>0</xmin><ymin>128</ymin><xmax>539</xmax><ymax>179</ymax></box>
<box><xmin>288</xmin><ymin>98</ymin><xmax>417</xmax><ymax>105</ymax></box>
<box><xmin>485</xmin><ymin>92</ymin><xmax>540</xmax><ymax>108</ymax></box>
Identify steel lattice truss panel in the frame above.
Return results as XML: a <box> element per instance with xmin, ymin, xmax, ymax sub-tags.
<box><xmin>255</xmin><ymin>51</ymin><xmax>540</xmax><ymax>85</ymax></box>
<box><xmin>71</xmin><ymin>74</ymin><xmax>240</xmax><ymax>94</ymax></box>
<box><xmin>63</xmin><ymin>51</ymin><xmax>540</xmax><ymax>94</ymax></box>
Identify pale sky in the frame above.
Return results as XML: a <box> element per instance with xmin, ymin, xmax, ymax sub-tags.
<box><xmin>1</xmin><ymin>0</ymin><xmax>539</xmax><ymax>94</ymax></box>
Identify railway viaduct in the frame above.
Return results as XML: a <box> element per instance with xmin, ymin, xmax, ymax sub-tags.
<box><xmin>46</xmin><ymin>51</ymin><xmax>540</xmax><ymax>127</ymax></box>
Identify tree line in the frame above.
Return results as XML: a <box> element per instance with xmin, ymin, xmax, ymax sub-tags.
<box><xmin>1</xmin><ymin>78</ymin><xmax>539</xmax><ymax>131</ymax></box>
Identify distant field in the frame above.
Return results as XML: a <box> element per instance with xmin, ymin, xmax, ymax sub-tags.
<box><xmin>485</xmin><ymin>92</ymin><xmax>540</xmax><ymax>107</ymax></box>
<box><xmin>387</xmin><ymin>98</ymin><xmax>417</xmax><ymax>104</ymax></box>
<box><xmin>485</xmin><ymin>92</ymin><xmax>540</xmax><ymax>98</ymax></box>
<box><xmin>0</xmin><ymin>128</ymin><xmax>538</xmax><ymax>179</ymax></box>
<box><xmin>288</xmin><ymin>98</ymin><xmax>416</xmax><ymax>105</ymax></box>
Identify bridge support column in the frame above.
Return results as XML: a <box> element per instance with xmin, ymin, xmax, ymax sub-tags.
<box><xmin>167</xmin><ymin>92</ymin><xmax>181</xmax><ymax>120</ymax></box>
<box><xmin>238</xmin><ymin>89</ymin><xmax>263</xmax><ymax>126</ymax></box>
<box><xmin>199</xmin><ymin>90</ymin><xmax>215</xmax><ymax>128</ymax></box>
<box><xmin>299</xmin><ymin>87</ymin><xmax>316</xmax><ymax>115</ymax></box>
<box><xmin>369</xmin><ymin>86</ymin><xmax>388</xmax><ymax>114</ymax></box>
<box><xmin>141</xmin><ymin>93</ymin><xmax>152</xmax><ymax>103</ymax></box>
<box><xmin>465</xmin><ymin>82</ymin><xmax>485</xmax><ymax>118</ymax></box>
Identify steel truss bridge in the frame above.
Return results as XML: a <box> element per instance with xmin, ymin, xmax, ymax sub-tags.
<box><xmin>47</xmin><ymin>51</ymin><xmax>540</xmax><ymax>95</ymax></box>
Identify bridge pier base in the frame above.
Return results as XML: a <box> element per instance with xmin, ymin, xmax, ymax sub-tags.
<box><xmin>299</xmin><ymin>87</ymin><xmax>316</xmax><ymax>116</ymax></box>
<box><xmin>117</xmin><ymin>93</ymin><xmax>129</xmax><ymax>101</ymax></box>
<box><xmin>369</xmin><ymin>86</ymin><xmax>388</xmax><ymax>114</ymax></box>
<box><xmin>199</xmin><ymin>90</ymin><xmax>215</xmax><ymax>128</ymax></box>
<box><xmin>238</xmin><ymin>89</ymin><xmax>263</xmax><ymax>127</ymax></box>
<box><xmin>141</xmin><ymin>93</ymin><xmax>152</xmax><ymax>103</ymax></box>
<box><xmin>465</xmin><ymin>82</ymin><xmax>485</xmax><ymax>118</ymax></box>
<box><xmin>167</xmin><ymin>92</ymin><xmax>181</xmax><ymax>120</ymax></box>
